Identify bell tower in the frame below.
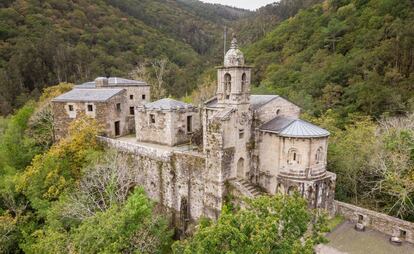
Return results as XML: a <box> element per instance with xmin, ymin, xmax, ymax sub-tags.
<box><xmin>217</xmin><ymin>35</ymin><xmax>252</xmax><ymax>107</ymax></box>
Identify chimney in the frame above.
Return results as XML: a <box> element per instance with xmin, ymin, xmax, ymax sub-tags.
<box><xmin>95</xmin><ymin>77</ymin><xmax>108</xmax><ymax>88</ymax></box>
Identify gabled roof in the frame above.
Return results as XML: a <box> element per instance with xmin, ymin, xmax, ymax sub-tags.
<box><xmin>144</xmin><ymin>98</ymin><xmax>193</xmax><ymax>110</ymax></box>
<box><xmin>259</xmin><ymin>116</ymin><xmax>329</xmax><ymax>138</ymax></box>
<box><xmin>75</xmin><ymin>77</ymin><xmax>148</xmax><ymax>88</ymax></box>
<box><xmin>52</xmin><ymin>88</ymin><xmax>124</xmax><ymax>102</ymax></box>
<box><xmin>204</xmin><ymin>95</ymin><xmax>279</xmax><ymax>109</ymax></box>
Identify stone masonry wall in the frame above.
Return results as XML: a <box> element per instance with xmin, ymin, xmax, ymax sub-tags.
<box><xmin>99</xmin><ymin>137</ymin><xmax>215</xmax><ymax>226</ymax></box>
<box><xmin>52</xmin><ymin>92</ymin><xmax>130</xmax><ymax>139</ymax></box>
<box><xmin>334</xmin><ymin>200</ymin><xmax>414</xmax><ymax>243</ymax></box>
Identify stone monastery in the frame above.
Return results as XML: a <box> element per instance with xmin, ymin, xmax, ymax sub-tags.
<box><xmin>52</xmin><ymin>37</ymin><xmax>414</xmax><ymax>243</ymax></box>
<box><xmin>51</xmin><ymin>36</ymin><xmax>336</xmax><ymax>221</ymax></box>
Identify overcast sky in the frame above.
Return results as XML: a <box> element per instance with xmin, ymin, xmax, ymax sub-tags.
<box><xmin>201</xmin><ymin>0</ymin><xmax>276</xmax><ymax>10</ymax></box>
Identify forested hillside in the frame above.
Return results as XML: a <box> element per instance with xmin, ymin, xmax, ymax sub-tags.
<box><xmin>0</xmin><ymin>0</ymin><xmax>248</xmax><ymax>115</ymax></box>
<box><xmin>246</xmin><ymin>0</ymin><xmax>414</xmax><ymax>118</ymax></box>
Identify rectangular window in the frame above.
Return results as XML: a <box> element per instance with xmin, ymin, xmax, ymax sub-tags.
<box><xmin>116</xmin><ymin>103</ymin><xmax>121</xmax><ymax>112</ymax></box>
<box><xmin>130</xmin><ymin>95</ymin><xmax>134</xmax><ymax>100</ymax></box>
<box><xmin>129</xmin><ymin>107</ymin><xmax>135</xmax><ymax>115</ymax></box>
<box><xmin>150</xmin><ymin>114</ymin><xmax>156</xmax><ymax>124</ymax></box>
<box><xmin>239</xmin><ymin>129</ymin><xmax>244</xmax><ymax>139</ymax></box>
<box><xmin>142</xmin><ymin>94</ymin><xmax>146</xmax><ymax>100</ymax></box>
<box><xmin>87</xmin><ymin>104</ymin><xmax>93</xmax><ymax>112</ymax></box>
<box><xmin>68</xmin><ymin>105</ymin><xmax>74</xmax><ymax>111</ymax></box>
<box><xmin>187</xmin><ymin>115</ymin><xmax>193</xmax><ymax>133</ymax></box>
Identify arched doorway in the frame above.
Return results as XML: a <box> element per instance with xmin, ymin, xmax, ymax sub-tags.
<box><xmin>237</xmin><ymin>158</ymin><xmax>245</xmax><ymax>179</ymax></box>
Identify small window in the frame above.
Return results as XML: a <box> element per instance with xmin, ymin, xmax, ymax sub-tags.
<box><xmin>276</xmin><ymin>109</ymin><xmax>280</xmax><ymax>115</ymax></box>
<box><xmin>116</xmin><ymin>103</ymin><xmax>121</xmax><ymax>112</ymax></box>
<box><xmin>68</xmin><ymin>105</ymin><xmax>74</xmax><ymax>111</ymax></box>
<box><xmin>400</xmin><ymin>229</ymin><xmax>407</xmax><ymax>240</ymax></box>
<box><xmin>239</xmin><ymin>129</ymin><xmax>244</xmax><ymax>139</ymax></box>
<box><xmin>150</xmin><ymin>114</ymin><xmax>156</xmax><ymax>124</ymax></box>
<box><xmin>187</xmin><ymin>115</ymin><xmax>193</xmax><ymax>133</ymax></box>
<box><xmin>130</xmin><ymin>95</ymin><xmax>134</xmax><ymax>100</ymax></box>
<box><xmin>358</xmin><ymin>214</ymin><xmax>364</xmax><ymax>223</ymax></box>
<box><xmin>87</xmin><ymin>104</ymin><xmax>93</xmax><ymax>112</ymax></box>
<box><xmin>129</xmin><ymin>107</ymin><xmax>135</xmax><ymax>115</ymax></box>
<box><xmin>142</xmin><ymin>94</ymin><xmax>146</xmax><ymax>100</ymax></box>
<box><xmin>288</xmin><ymin>148</ymin><xmax>300</xmax><ymax>164</ymax></box>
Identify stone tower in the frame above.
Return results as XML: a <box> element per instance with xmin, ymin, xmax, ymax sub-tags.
<box><xmin>217</xmin><ymin>36</ymin><xmax>252</xmax><ymax>107</ymax></box>
<box><xmin>202</xmin><ymin>35</ymin><xmax>254</xmax><ymax>218</ymax></box>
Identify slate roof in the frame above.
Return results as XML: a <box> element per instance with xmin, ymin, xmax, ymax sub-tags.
<box><xmin>75</xmin><ymin>77</ymin><xmax>148</xmax><ymax>88</ymax></box>
<box><xmin>52</xmin><ymin>88</ymin><xmax>124</xmax><ymax>102</ymax></box>
<box><xmin>259</xmin><ymin>116</ymin><xmax>330</xmax><ymax>138</ymax></box>
<box><xmin>204</xmin><ymin>95</ymin><xmax>279</xmax><ymax>109</ymax></box>
<box><xmin>144</xmin><ymin>98</ymin><xmax>193</xmax><ymax>110</ymax></box>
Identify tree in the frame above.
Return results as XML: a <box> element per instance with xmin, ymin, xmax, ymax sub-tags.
<box><xmin>173</xmin><ymin>194</ymin><xmax>328</xmax><ymax>254</ymax></box>
<box><xmin>17</xmin><ymin>116</ymin><xmax>104</xmax><ymax>215</ymax></box>
<box><xmin>369</xmin><ymin>114</ymin><xmax>414</xmax><ymax>220</ymax></box>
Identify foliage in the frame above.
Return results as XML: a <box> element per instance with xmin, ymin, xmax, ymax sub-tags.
<box><xmin>25</xmin><ymin>188</ymin><xmax>172</xmax><ymax>254</ymax></box>
<box><xmin>0</xmin><ymin>103</ymin><xmax>37</xmax><ymax>170</ymax></box>
<box><xmin>173</xmin><ymin>194</ymin><xmax>328</xmax><ymax>254</ymax></box>
<box><xmin>247</xmin><ymin>0</ymin><xmax>414</xmax><ymax>118</ymax></box>
<box><xmin>17</xmin><ymin>116</ymin><xmax>103</xmax><ymax>216</ymax></box>
<box><xmin>369</xmin><ymin>114</ymin><xmax>414</xmax><ymax>220</ymax></box>
<box><xmin>0</xmin><ymin>0</ymin><xmax>248</xmax><ymax>115</ymax></box>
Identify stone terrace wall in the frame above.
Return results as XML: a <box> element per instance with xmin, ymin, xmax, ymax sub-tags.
<box><xmin>334</xmin><ymin>200</ymin><xmax>414</xmax><ymax>243</ymax></box>
<box><xmin>99</xmin><ymin>137</ymin><xmax>208</xmax><ymax>229</ymax></box>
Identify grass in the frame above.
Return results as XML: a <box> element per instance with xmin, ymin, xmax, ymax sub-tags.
<box><xmin>327</xmin><ymin>215</ymin><xmax>345</xmax><ymax>232</ymax></box>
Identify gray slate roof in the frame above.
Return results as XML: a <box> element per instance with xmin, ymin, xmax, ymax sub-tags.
<box><xmin>52</xmin><ymin>88</ymin><xmax>124</xmax><ymax>102</ymax></box>
<box><xmin>144</xmin><ymin>98</ymin><xmax>193</xmax><ymax>110</ymax></box>
<box><xmin>205</xmin><ymin>95</ymin><xmax>279</xmax><ymax>109</ymax></box>
<box><xmin>75</xmin><ymin>77</ymin><xmax>148</xmax><ymax>88</ymax></box>
<box><xmin>259</xmin><ymin>116</ymin><xmax>330</xmax><ymax>138</ymax></box>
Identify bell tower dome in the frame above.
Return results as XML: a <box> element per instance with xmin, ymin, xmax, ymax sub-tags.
<box><xmin>217</xmin><ymin>35</ymin><xmax>252</xmax><ymax>106</ymax></box>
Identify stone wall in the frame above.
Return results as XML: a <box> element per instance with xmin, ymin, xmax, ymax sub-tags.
<box><xmin>99</xmin><ymin>137</ymin><xmax>225</xmax><ymax>229</ymax></box>
<box><xmin>253</xmin><ymin>97</ymin><xmax>301</xmax><ymax>125</ymax></box>
<box><xmin>52</xmin><ymin>92</ymin><xmax>131</xmax><ymax>139</ymax></box>
<box><xmin>334</xmin><ymin>200</ymin><xmax>414</xmax><ymax>244</ymax></box>
<box><xmin>135</xmin><ymin>108</ymin><xmax>200</xmax><ymax>147</ymax></box>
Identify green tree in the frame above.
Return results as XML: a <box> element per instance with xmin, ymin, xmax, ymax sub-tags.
<box><xmin>173</xmin><ymin>194</ymin><xmax>328</xmax><ymax>254</ymax></box>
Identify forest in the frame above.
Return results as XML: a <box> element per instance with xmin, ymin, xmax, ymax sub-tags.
<box><xmin>1</xmin><ymin>0</ymin><xmax>414</xmax><ymax>253</ymax></box>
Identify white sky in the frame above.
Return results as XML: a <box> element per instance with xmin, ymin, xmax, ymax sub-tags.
<box><xmin>201</xmin><ymin>0</ymin><xmax>277</xmax><ymax>10</ymax></box>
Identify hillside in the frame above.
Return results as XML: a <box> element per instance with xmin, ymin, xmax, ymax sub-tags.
<box><xmin>0</xmin><ymin>0</ymin><xmax>247</xmax><ymax>115</ymax></box>
<box><xmin>245</xmin><ymin>0</ymin><xmax>414</xmax><ymax>118</ymax></box>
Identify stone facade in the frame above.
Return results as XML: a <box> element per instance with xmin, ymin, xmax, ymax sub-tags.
<box><xmin>135</xmin><ymin>99</ymin><xmax>200</xmax><ymax>147</ymax></box>
<box><xmin>52</xmin><ymin>91</ymin><xmax>130</xmax><ymax>139</ymax></box>
<box><xmin>52</xmin><ymin>77</ymin><xmax>150</xmax><ymax>139</ymax></box>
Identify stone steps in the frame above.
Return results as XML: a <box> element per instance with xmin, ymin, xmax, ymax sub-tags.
<box><xmin>235</xmin><ymin>178</ymin><xmax>264</xmax><ymax>198</ymax></box>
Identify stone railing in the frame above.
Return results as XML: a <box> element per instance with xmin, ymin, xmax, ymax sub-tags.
<box><xmin>279</xmin><ymin>166</ymin><xmax>326</xmax><ymax>180</ymax></box>
<box><xmin>334</xmin><ymin>200</ymin><xmax>414</xmax><ymax>244</ymax></box>
<box><xmin>98</xmin><ymin>136</ymin><xmax>172</xmax><ymax>162</ymax></box>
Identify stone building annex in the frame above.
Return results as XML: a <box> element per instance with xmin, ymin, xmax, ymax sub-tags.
<box><xmin>51</xmin><ymin>37</ymin><xmax>414</xmax><ymax>246</ymax></box>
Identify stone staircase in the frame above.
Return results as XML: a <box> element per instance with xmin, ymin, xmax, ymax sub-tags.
<box><xmin>230</xmin><ymin>178</ymin><xmax>264</xmax><ymax>198</ymax></box>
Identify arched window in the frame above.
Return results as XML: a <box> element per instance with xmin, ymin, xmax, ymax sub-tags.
<box><xmin>241</xmin><ymin>73</ymin><xmax>247</xmax><ymax>92</ymax></box>
<box><xmin>315</xmin><ymin>147</ymin><xmax>324</xmax><ymax>164</ymax></box>
<box><xmin>237</xmin><ymin>157</ymin><xmax>245</xmax><ymax>179</ymax></box>
<box><xmin>288</xmin><ymin>148</ymin><xmax>300</xmax><ymax>165</ymax></box>
<box><xmin>224</xmin><ymin>73</ymin><xmax>231</xmax><ymax>99</ymax></box>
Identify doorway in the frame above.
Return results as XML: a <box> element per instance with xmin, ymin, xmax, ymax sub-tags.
<box><xmin>114</xmin><ymin>121</ymin><xmax>120</xmax><ymax>136</ymax></box>
<box><xmin>237</xmin><ymin>158</ymin><xmax>245</xmax><ymax>179</ymax></box>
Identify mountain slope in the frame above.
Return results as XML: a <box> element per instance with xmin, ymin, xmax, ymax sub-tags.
<box><xmin>0</xmin><ymin>0</ymin><xmax>246</xmax><ymax>115</ymax></box>
<box><xmin>245</xmin><ymin>0</ymin><xmax>414</xmax><ymax>117</ymax></box>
